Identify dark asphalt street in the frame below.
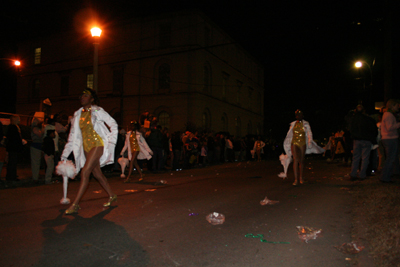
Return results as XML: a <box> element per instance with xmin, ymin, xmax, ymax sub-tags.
<box><xmin>0</xmin><ymin>159</ymin><xmax>356</xmax><ymax>267</ymax></box>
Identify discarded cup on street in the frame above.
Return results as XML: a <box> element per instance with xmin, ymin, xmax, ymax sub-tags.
<box><xmin>334</xmin><ymin>242</ymin><xmax>365</xmax><ymax>254</ymax></box>
<box><xmin>260</xmin><ymin>196</ymin><xmax>279</xmax><ymax>205</ymax></box>
<box><xmin>206</xmin><ymin>212</ymin><xmax>225</xmax><ymax>225</ymax></box>
<box><xmin>296</xmin><ymin>226</ymin><xmax>322</xmax><ymax>243</ymax></box>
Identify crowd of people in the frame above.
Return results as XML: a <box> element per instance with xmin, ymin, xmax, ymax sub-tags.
<box><xmin>0</xmin><ymin>91</ymin><xmax>281</xmax><ymax>190</ymax></box>
<box><xmin>2</xmin><ymin>91</ymin><xmax>399</xmax><ymax>194</ymax></box>
<box><xmin>321</xmin><ymin>100</ymin><xmax>400</xmax><ymax>183</ymax></box>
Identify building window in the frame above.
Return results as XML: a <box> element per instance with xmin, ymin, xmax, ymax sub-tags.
<box><xmin>236</xmin><ymin>80</ymin><xmax>243</xmax><ymax>104</ymax></box>
<box><xmin>247</xmin><ymin>121</ymin><xmax>252</xmax><ymax>135</ymax></box>
<box><xmin>221</xmin><ymin>113</ymin><xmax>228</xmax><ymax>132</ymax></box>
<box><xmin>258</xmin><ymin>92</ymin><xmax>262</xmax><ymax>113</ymax></box>
<box><xmin>32</xmin><ymin>79</ymin><xmax>40</xmax><ymax>98</ymax></box>
<box><xmin>203</xmin><ymin>65</ymin><xmax>211</xmax><ymax>92</ymax></box>
<box><xmin>202</xmin><ymin>109</ymin><xmax>211</xmax><ymax>130</ymax></box>
<box><xmin>205</xmin><ymin>27</ymin><xmax>210</xmax><ymax>47</ymax></box>
<box><xmin>222</xmin><ymin>72</ymin><xmax>229</xmax><ymax>99</ymax></box>
<box><xmin>158</xmin><ymin>111</ymin><xmax>170</xmax><ymax>130</ymax></box>
<box><xmin>113</xmin><ymin>68</ymin><xmax>124</xmax><ymax>95</ymax></box>
<box><xmin>235</xmin><ymin>117</ymin><xmax>241</xmax><ymax>138</ymax></box>
<box><xmin>87</xmin><ymin>74</ymin><xmax>93</xmax><ymax>89</ymax></box>
<box><xmin>34</xmin><ymin>47</ymin><xmax>41</xmax><ymax>65</ymax></box>
<box><xmin>248</xmin><ymin>86</ymin><xmax>254</xmax><ymax>110</ymax></box>
<box><xmin>159</xmin><ymin>23</ymin><xmax>171</xmax><ymax>48</ymax></box>
<box><xmin>60</xmin><ymin>76</ymin><xmax>69</xmax><ymax>96</ymax></box>
<box><xmin>158</xmin><ymin>63</ymin><xmax>171</xmax><ymax>92</ymax></box>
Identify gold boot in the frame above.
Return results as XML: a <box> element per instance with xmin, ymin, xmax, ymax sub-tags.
<box><xmin>65</xmin><ymin>204</ymin><xmax>80</xmax><ymax>215</ymax></box>
<box><xmin>103</xmin><ymin>195</ymin><xmax>117</xmax><ymax>207</ymax></box>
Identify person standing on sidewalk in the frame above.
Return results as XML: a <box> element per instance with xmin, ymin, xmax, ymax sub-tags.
<box><xmin>379</xmin><ymin>99</ymin><xmax>400</xmax><ymax>183</ymax></box>
<box><xmin>61</xmin><ymin>88</ymin><xmax>118</xmax><ymax>215</ymax></box>
<box><xmin>42</xmin><ymin>129</ymin><xmax>55</xmax><ymax>184</ymax></box>
<box><xmin>349</xmin><ymin>105</ymin><xmax>378</xmax><ymax>181</ymax></box>
<box><xmin>30</xmin><ymin>118</ymin><xmax>43</xmax><ymax>183</ymax></box>
<box><xmin>6</xmin><ymin>115</ymin><xmax>27</xmax><ymax>182</ymax></box>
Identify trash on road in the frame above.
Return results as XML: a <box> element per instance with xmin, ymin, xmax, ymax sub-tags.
<box><xmin>125</xmin><ymin>189</ymin><xmax>138</xmax><ymax>193</ymax></box>
<box><xmin>145</xmin><ymin>189</ymin><xmax>157</xmax><ymax>192</ymax></box>
<box><xmin>260</xmin><ymin>196</ymin><xmax>279</xmax><ymax>205</ymax></box>
<box><xmin>340</xmin><ymin>187</ymin><xmax>350</xmax><ymax>191</ymax></box>
<box><xmin>334</xmin><ymin>242</ymin><xmax>365</xmax><ymax>254</ymax></box>
<box><xmin>245</xmin><ymin>233</ymin><xmax>290</xmax><ymax>244</ymax></box>
<box><xmin>189</xmin><ymin>213</ymin><xmax>199</xmax><ymax>216</ymax></box>
<box><xmin>206</xmin><ymin>212</ymin><xmax>225</xmax><ymax>225</ymax></box>
<box><xmin>296</xmin><ymin>226</ymin><xmax>322</xmax><ymax>243</ymax></box>
<box><xmin>155</xmin><ymin>180</ymin><xmax>167</xmax><ymax>185</ymax></box>
<box><xmin>93</xmin><ymin>190</ymin><xmax>102</xmax><ymax>193</ymax></box>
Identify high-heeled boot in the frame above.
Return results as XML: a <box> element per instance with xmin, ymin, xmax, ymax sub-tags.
<box><xmin>103</xmin><ymin>195</ymin><xmax>117</xmax><ymax>207</ymax></box>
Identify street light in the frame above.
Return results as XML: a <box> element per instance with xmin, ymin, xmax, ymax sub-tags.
<box><xmin>0</xmin><ymin>58</ymin><xmax>21</xmax><ymax>67</ymax></box>
<box><xmin>354</xmin><ymin>60</ymin><xmax>373</xmax><ymax>108</ymax></box>
<box><xmin>91</xmin><ymin>27</ymin><xmax>102</xmax><ymax>93</ymax></box>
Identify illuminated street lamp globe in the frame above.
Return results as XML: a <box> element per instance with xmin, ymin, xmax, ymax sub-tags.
<box><xmin>90</xmin><ymin>27</ymin><xmax>102</xmax><ymax>37</ymax></box>
<box><xmin>14</xmin><ymin>60</ymin><xmax>21</xmax><ymax>66</ymax></box>
<box><xmin>355</xmin><ymin>61</ymin><xmax>363</xmax><ymax>68</ymax></box>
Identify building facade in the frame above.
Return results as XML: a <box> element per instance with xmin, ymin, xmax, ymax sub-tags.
<box><xmin>16</xmin><ymin>11</ymin><xmax>264</xmax><ymax>136</ymax></box>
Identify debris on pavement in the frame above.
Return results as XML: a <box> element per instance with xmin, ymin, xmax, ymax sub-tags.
<box><xmin>189</xmin><ymin>213</ymin><xmax>199</xmax><ymax>216</ymax></box>
<box><xmin>145</xmin><ymin>189</ymin><xmax>157</xmax><ymax>192</ymax></box>
<box><xmin>206</xmin><ymin>212</ymin><xmax>225</xmax><ymax>225</ymax></box>
<box><xmin>93</xmin><ymin>190</ymin><xmax>102</xmax><ymax>193</ymax></box>
<box><xmin>155</xmin><ymin>180</ymin><xmax>167</xmax><ymax>185</ymax></box>
<box><xmin>340</xmin><ymin>187</ymin><xmax>350</xmax><ymax>191</ymax></box>
<box><xmin>245</xmin><ymin>233</ymin><xmax>290</xmax><ymax>244</ymax></box>
<box><xmin>125</xmin><ymin>189</ymin><xmax>138</xmax><ymax>193</ymax></box>
<box><xmin>296</xmin><ymin>226</ymin><xmax>322</xmax><ymax>243</ymax></box>
<box><xmin>334</xmin><ymin>242</ymin><xmax>365</xmax><ymax>254</ymax></box>
<box><xmin>260</xmin><ymin>196</ymin><xmax>279</xmax><ymax>205</ymax></box>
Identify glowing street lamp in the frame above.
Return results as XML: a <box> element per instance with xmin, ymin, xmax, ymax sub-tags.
<box><xmin>354</xmin><ymin>60</ymin><xmax>373</xmax><ymax>107</ymax></box>
<box><xmin>91</xmin><ymin>27</ymin><xmax>102</xmax><ymax>93</ymax></box>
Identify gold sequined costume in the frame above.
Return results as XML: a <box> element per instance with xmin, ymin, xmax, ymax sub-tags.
<box><xmin>129</xmin><ymin>131</ymin><xmax>140</xmax><ymax>152</ymax></box>
<box><xmin>80</xmin><ymin>108</ymin><xmax>104</xmax><ymax>152</ymax></box>
<box><xmin>291</xmin><ymin>121</ymin><xmax>306</xmax><ymax>148</ymax></box>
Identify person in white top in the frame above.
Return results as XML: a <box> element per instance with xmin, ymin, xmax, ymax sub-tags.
<box><xmin>379</xmin><ymin>99</ymin><xmax>400</xmax><ymax>183</ymax></box>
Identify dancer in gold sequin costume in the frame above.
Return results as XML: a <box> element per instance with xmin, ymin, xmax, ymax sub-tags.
<box><xmin>120</xmin><ymin>121</ymin><xmax>150</xmax><ymax>183</ymax></box>
<box><xmin>279</xmin><ymin>110</ymin><xmax>324</xmax><ymax>185</ymax></box>
<box><xmin>61</xmin><ymin>88</ymin><xmax>118</xmax><ymax>214</ymax></box>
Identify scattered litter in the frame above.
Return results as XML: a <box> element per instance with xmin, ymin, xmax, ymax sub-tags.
<box><xmin>142</xmin><ymin>199</ymin><xmax>153</xmax><ymax>208</ymax></box>
<box><xmin>340</xmin><ymin>187</ymin><xmax>350</xmax><ymax>191</ymax></box>
<box><xmin>345</xmin><ymin>258</ymin><xmax>352</xmax><ymax>261</ymax></box>
<box><xmin>155</xmin><ymin>180</ymin><xmax>167</xmax><ymax>185</ymax></box>
<box><xmin>206</xmin><ymin>212</ymin><xmax>225</xmax><ymax>225</ymax></box>
<box><xmin>145</xmin><ymin>189</ymin><xmax>157</xmax><ymax>192</ymax></box>
<box><xmin>125</xmin><ymin>189</ymin><xmax>138</xmax><ymax>193</ymax></box>
<box><xmin>334</xmin><ymin>242</ymin><xmax>365</xmax><ymax>254</ymax></box>
<box><xmin>93</xmin><ymin>190</ymin><xmax>102</xmax><ymax>193</ymax></box>
<box><xmin>245</xmin><ymin>233</ymin><xmax>290</xmax><ymax>244</ymax></box>
<box><xmin>189</xmin><ymin>213</ymin><xmax>199</xmax><ymax>216</ymax></box>
<box><xmin>296</xmin><ymin>226</ymin><xmax>322</xmax><ymax>243</ymax></box>
<box><xmin>260</xmin><ymin>197</ymin><xmax>279</xmax><ymax>205</ymax></box>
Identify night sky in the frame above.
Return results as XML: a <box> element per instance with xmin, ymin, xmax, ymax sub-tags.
<box><xmin>1</xmin><ymin>0</ymin><xmax>395</xmax><ymax>139</ymax></box>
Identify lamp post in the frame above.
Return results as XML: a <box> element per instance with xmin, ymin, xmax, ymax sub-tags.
<box><xmin>354</xmin><ymin>60</ymin><xmax>373</xmax><ymax>108</ymax></box>
<box><xmin>91</xmin><ymin>27</ymin><xmax>102</xmax><ymax>93</ymax></box>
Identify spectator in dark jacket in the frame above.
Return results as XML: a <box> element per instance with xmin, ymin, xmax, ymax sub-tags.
<box><xmin>6</xmin><ymin>116</ymin><xmax>26</xmax><ymax>182</ymax></box>
<box><xmin>146</xmin><ymin>125</ymin><xmax>163</xmax><ymax>172</ymax></box>
<box><xmin>42</xmin><ymin>129</ymin><xmax>56</xmax><ymax>184</ymax></box>
<box><xmin>348</xmin><ymin>105</ymin><xmax>378</xmax><ymax>181</ymax></box>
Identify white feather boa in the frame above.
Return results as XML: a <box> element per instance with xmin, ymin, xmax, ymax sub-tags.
<box><xmin>56</xmin><ymin>160</ymin><xmax>77</xmax><ymax>179</ymax></box>
<box><xmin>56</xmin><ymin>160</ymin><xmax>76</xmax><ymax>205</ymax></box>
